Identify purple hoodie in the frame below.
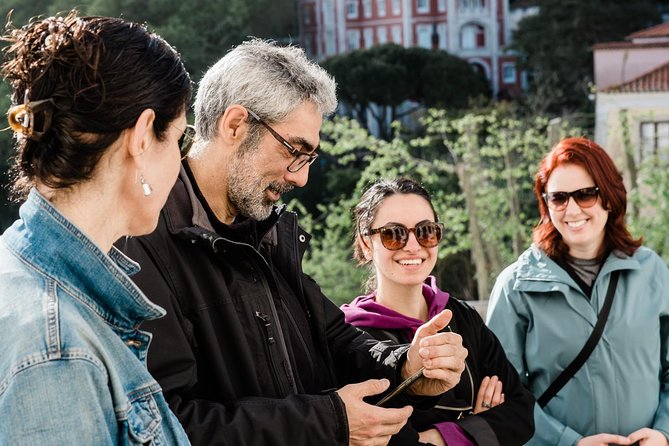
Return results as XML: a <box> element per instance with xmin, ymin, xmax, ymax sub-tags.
<box><xmin>341</xmin><ymin>275</ymin><xmax>449</xmax><ymax>340</ymax></box>
<box><xmin>341</xmin><ymin>276</ymin><xmax>474</xmax><ymax>446</ymax></box>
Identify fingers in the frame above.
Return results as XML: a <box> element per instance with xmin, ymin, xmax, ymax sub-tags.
<box><xmin>417</xmin><ymin>333</ymin><xmax>468</xmax><ymax>379</ymax></box>
<box><xmin>579</xmin><ymin>433</ymin><xmax>632</xmax><ymax>445</ymax></box>
<box><xmin>414</xmin><ymin>310</ymin><xmax>453</xmax><ymax>341</ymax></box>
<box><xmin>473</xmin><ymin>376</ymin><xmax>503</xmax><ymax>414</ymax></box>
<box><xmin>627</xmin><ymin>427</ymin><xmax>662</xmax><ymax>444</ymax></box>
<box><xmin>337</xmin><ymin>380</ymin><xmax>413</xmax><ymax>446</ymax></box>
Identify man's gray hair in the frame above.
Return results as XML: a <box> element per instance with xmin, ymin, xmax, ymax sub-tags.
<box><xmin>194</xmin><ymin>38</ymin><xmax>337</xmax><ymax>143</ymax></box>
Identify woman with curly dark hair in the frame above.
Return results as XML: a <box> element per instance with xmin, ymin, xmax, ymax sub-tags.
<box><xmin>487</xmin><ymin>137</ymin><xmax>669</xmax><ymax>446</ymax></box>
<box><xmin>0</xmin><ymin>10</ymin><xmax>192</xmax><ymax>443</ymax></box>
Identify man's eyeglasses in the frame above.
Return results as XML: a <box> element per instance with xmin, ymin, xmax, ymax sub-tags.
<box><xmin>178</xmin><ymin>125</ymin><xmax>196</xmax><ymax>159</ymax></box>
<box><xmin>364</xmin><ymin>220</ymin><xmax>444</xmax><ymax>250</ymax></box>
<box><xmin>542</xmin><ymin>186</ymin><xmax>600</xmax><ymax>211</ymax></box>
<box><xmin>247</xmin><ymin>109</ymin><xmax>319</xmax><ymax>173</ymax></box>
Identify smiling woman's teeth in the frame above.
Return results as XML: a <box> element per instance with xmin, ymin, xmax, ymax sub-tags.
<box><xmin>399</xmin><ymin>259</ymin><xmax>422</xmax><ymax>265</ymax></box>
<box><xmin>567</xmin><ymin>220</ymin><xmax>587</xmax><ymax>228</ymax></box>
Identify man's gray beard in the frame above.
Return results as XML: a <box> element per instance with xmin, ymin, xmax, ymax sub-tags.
<box><xmin>227</xmin><ymin>153</ymin><xmax>274</xmax><ymax>221</ymax></box>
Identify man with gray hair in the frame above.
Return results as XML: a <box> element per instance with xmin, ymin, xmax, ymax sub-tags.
<box><xmin>120</xmin><ymin>39</ymin><xmax>467</xmax><ymax>445</ymax></box>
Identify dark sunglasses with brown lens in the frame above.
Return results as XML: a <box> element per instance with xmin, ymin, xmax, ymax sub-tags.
<box><xmin>365</xmin><ymin>220</ymin><xmax>444</xmax><ymax>250</ymax></box>
<box><xmin>542</xmin><ymin>186</ymin><xmax>599</xmax><ymax>211</ymax></box>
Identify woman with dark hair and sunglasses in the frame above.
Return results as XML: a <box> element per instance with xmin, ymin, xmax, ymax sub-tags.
<box><xmin>0</xmin><ymin>11</ymin><xmax>193</xmax><ymax>443</ymax></box>
<box><xmin>487</xmin><ymin>137</ymin><xmax>669</xmax><ymax>446</ymax></box>
<box><xmin>341</xmin><ymin>177</ymin><xmax>534</xmax><ymax>446</ymax></box>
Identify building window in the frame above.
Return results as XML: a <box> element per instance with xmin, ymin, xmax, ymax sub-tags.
<box><xmin>347</xmin><ymin>29</ymin><xmax>361</xmax><ymax>50</ymax></box>
<box><xmin>392</xmin><ymin>0</ymin><xmax>401</xmax><ymax>15</ymax></box>
<box><xmin>377</xmin><ymin>0</ymin><xmax>387</xmax><ymax>16</ymax></box>
<box><xmin>640</xmin><ymin>121</ymin><xmax>669</xmax><ymax>162</ymax></box>
<box><xmin>461</xmin><ymin>23</ymin><xmax>485</xmax><ymax>49</ymax></box>
<box><xmin>416</xmin><ymin>24</ymin><xmax>432</xmax><ymax>48</ymax></box>
<box><xmin>347</xmin><ymin>1</ymin><xmax>359</xmax><ymax>18</ymax></box>
<box><xmin>460</xmin><ymin>0</ymin><xmax>485</xmax><ymax>8</ymax></box>
<box><xmin>364</xmin><ymin>28</ymin><xmax>374</xmax><ymax>47</ymax></box>
<box><xmin>392</xmin><ymin>25</ymin><xmax>403</xmax><ymax>43</ymax></box>
<box><xmin>303</xmin><ymin>6</ymin><xmax>312</xmax><ymax>25</ymax></box>
<box><xmin>502</xmin><ymin>62</ymin><xmax>516</xmax><ymax>84</ymax></box>
<box><xmin>417</xmin><ymin>0</ymin><xmax>430</xmax><ymax>13</ymax></box>
<box><xmin>438</xmin><ymin>0</ymin><xmax>447</xmax><ymax>12</ymax></box>
<box><xmin>437</xmin><ymin>23</ymin><xmax>448</xmax><ymax>49</ymax></box>
<box><xmin>363</xmin><ymin>0</ymin><xmax>372</xmax><ymax>18</ymax></box>
<box><xmin>377</xmin><ymin>26</ymin><xmax>388</xmax><ymax>43</ymax></box>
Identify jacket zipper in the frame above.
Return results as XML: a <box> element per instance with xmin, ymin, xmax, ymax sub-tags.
<box><xmin>255</xmin><ymin>311</ymin><xmax>287</xmax><ymax>395</ymax></box>
<box><xmin>201</xmin><ymin>223</ymin><xmax>300</xmax><ymax>396</ymax></box>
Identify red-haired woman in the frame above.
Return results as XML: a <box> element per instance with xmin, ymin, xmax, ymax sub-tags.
<box><xmin>487</xmin><ymin>137</ymin><xmax>669</xmax><ymax>446</ymax></box>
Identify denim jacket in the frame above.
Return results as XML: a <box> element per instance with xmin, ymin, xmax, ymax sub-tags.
<box><xmin>0</xmin><ymin>190</ymin><xmax>190</xmax><ymax>445</ymax></box>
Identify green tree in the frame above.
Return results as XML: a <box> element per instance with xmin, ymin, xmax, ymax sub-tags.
<box><xmin>321</xmin><ymin>44</ymin><xmax>489</xmax><ymax>140</ymax></box>
<box><xmin>513</xmin><ymin>0</ymin><xmax>660</xmax><ymax>115</ymax></box>
<box><xmin>293</xmin><ymin>106</ymin><xmax>577</xmax><ymax>304</ymax></box>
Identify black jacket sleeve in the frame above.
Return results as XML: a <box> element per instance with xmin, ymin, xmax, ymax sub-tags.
<box><xmin>119</xmin><ymin>234</ymin><xmax>349</xmax><ymax>446</ymax></box>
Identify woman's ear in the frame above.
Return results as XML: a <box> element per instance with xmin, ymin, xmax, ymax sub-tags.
<box><xmin>357</xmin><ymin>234</ymin><xmax>373</xmax><ymax>261</ymax></box>
<box><xmin>218</xmin><ymin>104</ymin><xmax>249</xmax><ymax>144</ymax></box>
<box><xmin>127</xmin><ymin>108</ymin><xmax>156</xmax><ymax>164</ymax></box>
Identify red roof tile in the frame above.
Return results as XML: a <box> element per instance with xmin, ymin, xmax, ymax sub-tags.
<box><xmin>603</xmin><ymin>61</ymin><xmax>669</xmax><ymax>93</ymax></box>
<box><xmin>593</xmin><ymin>41</ymin><xmax>669</xmax><ymax>50</ymax></box>
<box><xmin>628</xmin><ymin>22</ymin><xmax>669</xmax><ymax>39</ymax></box>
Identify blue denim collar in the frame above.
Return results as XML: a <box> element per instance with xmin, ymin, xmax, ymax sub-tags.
<box><xmin>2</xmin><ymin>189</ymin><xmax>165</xmax><ymax>328</ymax></box>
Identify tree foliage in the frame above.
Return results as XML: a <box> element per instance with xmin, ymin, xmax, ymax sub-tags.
<box><xmin>293</xmin><ymin>106</ymin><xmax>570</xmax><ymax>304</ymax></box>
<box><xmin>321</xmin><ymin>44</ymin><xmax>489</xmax><ymax>140</ymax></box>
<box><xmin>513</xmin><ymin>0</ymin><xmax>660</xmax><ymax>114</ymax></box>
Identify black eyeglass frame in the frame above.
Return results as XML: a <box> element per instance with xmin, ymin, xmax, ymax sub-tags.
<box><xmin>246</xmin><ymin>109</ymin><xmax>319</xmax><ymax>173</ymax></box>
<box><xmin>178</xmin><ymin>124</ymin><xmax>196</xmax><ymax>159</ymax></box>
<box><xmin>364</xmin><ymin>220</ymin><xmax>445</xmax><ymax>250</ymax></box>
<box><xmin>542</xmin><ymin>186</ymin><xmax>600</xmax><ymax>211</ymax></box>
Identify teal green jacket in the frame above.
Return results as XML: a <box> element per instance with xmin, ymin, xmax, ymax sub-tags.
<box><xmin>486</xmin><ymin>245</ymin><xmax>669</xmax><ymax>446</ymax></box>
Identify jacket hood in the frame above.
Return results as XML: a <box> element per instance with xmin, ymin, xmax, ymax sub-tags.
<box><xmin>341</xmin><ymin>275</ymin><xmax>449</xmax><ymax>338</ymax></box>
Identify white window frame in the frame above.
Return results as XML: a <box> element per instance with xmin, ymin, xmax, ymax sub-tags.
<box><xmin>416</xmin><ymin>24</ymin><xmax>432</xmax><ymax>48</ymax></box>
<box><xmin>347</xmin><ymin>1</ymin><xmax>359</xmax><ymax>18</ymax></box>
<box><xmin>377</xmin><ymin>26</ymin><xmax>388</xmax><ymax>44</ymax></box>
<box><xmin>377</xmin><ymin>0</ymin><xmax>387</xmax><ymax>17</ymax></box>
<box><xmin>363</xmin><ymin>27</ymin><xmax>375</xmax><ymax>47</ymax></box>
<box><xmin>392</xmin><ymin>0</ymin><xmax>401</xmax><ymax>15</ymax></box>
<box><xmin>417</xmin><ymin>0</ymin><xmax>430</xmax><ymax>13</ymax></box>
<box><xmin>640</xmin><ymin>121</ymin><xmax>669</xmax><ymax>162</ymax></box>
<box><xmin>363</xmin><ymin>0</ymin><xmax>373</xmax><ymax>18</ymax></box>
<box><xmin>502</xmin><ymin>62</ymin><xmax>516</xmax><ymax>84</ymax></box>
<box><xmin>391</xmin><ymin>25</ymin><xmax>403</xmax><ymax>43</ymax></box>
<box><xmin>438</xmin><ymin>0</ymin><xmax>447</xmax><ymax>12</ymax></box>
<box><xmin>347</xmin><ymin>29</ymin><xmax>361</xmax><ymax>50</ymax></box>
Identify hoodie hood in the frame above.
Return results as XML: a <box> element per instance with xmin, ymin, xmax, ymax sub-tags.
<box><xmin>341</xmin><ymin>275</ymin><xmax>449</xmax><ymax>339</ymax></box>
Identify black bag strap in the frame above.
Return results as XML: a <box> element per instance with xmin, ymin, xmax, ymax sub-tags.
<box><xmin>537</xmin><ymin>270</ymin><xmax>620</xmax><ymax>408</ymax></box>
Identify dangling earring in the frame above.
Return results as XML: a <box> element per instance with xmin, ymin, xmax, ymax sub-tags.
<box><xmin>140</xmin><ymin>174</ymin><xmax>153</xmax><ymax>196</ymax></box>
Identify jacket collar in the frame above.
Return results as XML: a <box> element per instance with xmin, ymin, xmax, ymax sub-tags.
<box><xmin>2</xmin><ymin>189</ymin><xmax>165</xmax><ymax>328</ymax></box>
<box><xmin>514</xmin><ymin>244</ymin><xmax>640</xmax><ymax>293</ymax></box>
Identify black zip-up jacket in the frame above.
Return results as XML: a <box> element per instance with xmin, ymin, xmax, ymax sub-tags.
<box><xmin>118</xmin><ymin>168</ymin><xmax>418</xmax><ymax>445</ymax></box>
<box><xmin>360</xmin><ymin>296</ymin><xmax>535</xmax><ymax>445</ymax></box>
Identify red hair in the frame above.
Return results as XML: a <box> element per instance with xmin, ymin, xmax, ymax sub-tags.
<box><xmin>532</xmin><ymin>137</ymin><xmax>642</xmax><ymax>259</ymax></box>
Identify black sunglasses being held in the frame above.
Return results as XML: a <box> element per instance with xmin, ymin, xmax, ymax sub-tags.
<box><xmin>365</xmin><ymin>220</ymin><xmax>444</xmax><ymax>250</ymax></box>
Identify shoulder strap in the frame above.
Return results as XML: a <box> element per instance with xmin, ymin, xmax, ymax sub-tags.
<box><xmin>537</xmin><ymin>270</ymin><xmax>620</xmax><ymax>408</ymax></box>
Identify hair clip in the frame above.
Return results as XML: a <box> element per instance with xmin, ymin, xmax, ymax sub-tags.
<box><xmin>7</xmin><ymin>97</ymin><xmax>54</xmax><ymax>141</ymax></box>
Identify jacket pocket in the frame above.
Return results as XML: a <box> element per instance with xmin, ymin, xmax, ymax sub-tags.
<box><xmin>126</xmin><ymin>393</ymin><xmax>163</xmax><ymax>445</ymax></box>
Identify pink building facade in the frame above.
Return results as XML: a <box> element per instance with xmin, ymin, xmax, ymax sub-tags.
<box><xmin>300</xmin><ymin>0</ymin><xmax>525</xmax><ymax>98</ymax></box>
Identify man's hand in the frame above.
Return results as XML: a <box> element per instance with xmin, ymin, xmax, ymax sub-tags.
<box><xmin>336</xmin><ymin>379</ymin><xmax>412</xmax><ymax>446</ymax></box>
<box><xmin>627</xmin><ymin>428</ymin><xmax>669</xmax><ymax>446</ymax></box>
<box><xmin>577</xmin><ymin>433</ymin><xmax>631</xmax><ymax>446</ymax></box>
<box><xmin>402</xmin><ymin>310</ymin><xmax>468</xmax><ymax>396</ymax></box>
